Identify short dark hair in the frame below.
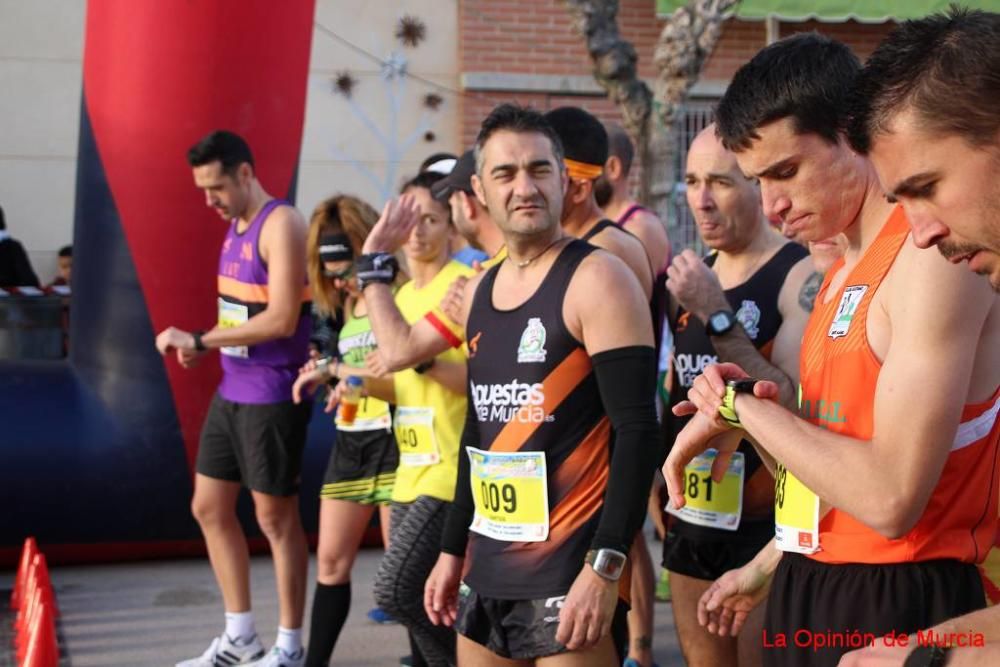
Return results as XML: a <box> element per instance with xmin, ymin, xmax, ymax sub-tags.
<box><xmin>605</xmin><ymin>122</ymin><xmax>635</xmax><ymax>175</ymax></box>
<box><xmin>400</xmin><ymin>170</ymin><xmax>446</xmax><ymax>194</ymax></box>
<box><xmin>58</xmin><ymin>245</ymin><xmax>72</xmax><ymax>258</ymax></box>
<box><xmin>716</xmin><ymin>33</ymin><xmax>860</xmax><ymax>152</ymax></box>
<box><xmin>847</xmin><ymin>7</ymin><xmax>1000</xmax><ymax>154</ymax></box>
<box><xmin>0</xmin><ymin>204</ymin><xmax>5</xmax><ymax>231</ymax></box>
<box><xmin>474</xmin><ymin>104</ymin><xmax>565</xmax><ymax>174</ymax></box>
<box><xmin>186</xmin><ymin>130</ymin><xmax>255</xmax><ymax>175</ymax></box>
<box><xmin>544</xmin><ymin>107</ymin><xmax>608</xmax><ymax>171</ymax></box>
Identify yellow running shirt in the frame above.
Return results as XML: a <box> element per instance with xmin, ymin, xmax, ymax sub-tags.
<box><xmin>391</xmin><ymin>260</ymin><xmax>474</xmax><ymax>503</ymax></box>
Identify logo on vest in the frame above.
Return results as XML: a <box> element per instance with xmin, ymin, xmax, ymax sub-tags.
<box><xmin>517</xmin><ymin>317</ymin><xmax>547</xmax><ymax>363</ymax></box>
<box><xmin>470</xmin><ymin>380</ymin><xmax>551</xmax><ymax>424</ymax></box>
<box><xmin>828</xmin><ymin>285</ymin><xmax>868</xmax><ymax>339</ymax></box>
<box><xmin>736</xmin><ymin>300</ymin><xmax>761</xmax><ymax>340</ymax></box>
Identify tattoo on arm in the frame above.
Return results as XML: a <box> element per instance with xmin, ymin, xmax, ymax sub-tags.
<box><xmin>798</xmin><ymin>272</ymin><xmax>823</xmax><ymax>312</ymax></box>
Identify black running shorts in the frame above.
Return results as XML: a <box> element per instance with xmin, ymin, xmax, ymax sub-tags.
<box><xmin>455</xmin><ymin>583</ymin><xmax>628</xmax><ymax>661</ymax></box>
<box><xmin>761</xmin><ymin>553</ymin><xmax>986</xmax><ymax>667</ymax></box>
<box><xmin>320</xmin><ymin>428</ymin><xmax>398</xmax><ymax>504</ymax></box>
<box><xmin>196</xmin><ymin>392</ymin><xmax>311</xmax><ymax>496</ymax></box>
<box><xmin>662</xmin><ymin>520</ymin><xmax>773</xmax><ymax>581</ymax></box>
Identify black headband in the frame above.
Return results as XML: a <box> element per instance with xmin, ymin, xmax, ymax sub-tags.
<box><xmin>318</xmin><ymin>233</ymin><xmax>354</xmax><ymax>262</ymax></box>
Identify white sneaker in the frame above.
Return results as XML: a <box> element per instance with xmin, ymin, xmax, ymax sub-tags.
<box><xmin>248</xmin><ymin>646</ymin><xmax>305</xmax><ymax>667</ymax></box>
<box><xmin>176</xmin><ymin>633</ymin><xmax>266</xmax><ymax>667</ymax></box>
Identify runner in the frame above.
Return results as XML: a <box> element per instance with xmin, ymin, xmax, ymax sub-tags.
<box><xmin>156</xmin><ymin>130</ymin><xmax>311</xmax><ymax>667</ymax></box>
<box><xmin>407</xmin><ymin>103</ymin><xmax>661</xmax><ymax>666</ymax></box>
<box><xmin>431</xmin><ymin>149</ymin><xmax>506</xmax><ymax>267</ymax></box>
<box><xmin>663</xmin><ymin>124</ymin><xmax>814</xmax><ymax>667</ymax></box>
<box><xmin>661</xmin><ymin>33</ymin><xmax>1000</xmax><ymax>667</ymax></box>
<box><xmin>288</xmin><ymin>195</ymin><xmax>401</xmax><ymax>666</ymax></box>
<box><xmin>351</xmin><ymin>171</ymin><xmax>473</xmax><ymax>667</ymax></box>
<box><xmin>837</xmin><ymin>9</ymin><xmax>1000</xmax><ymax>666</ymax></box>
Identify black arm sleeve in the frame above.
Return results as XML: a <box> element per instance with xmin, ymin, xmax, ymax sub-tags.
<box><xmin>440</xmin><ymin>385</ymin><xmax>479</xmax><ymax>556</ymax></box>
<box><xmin>590</xmin><ymin>345</ymin><xmax>663</xmax><ymax>554</ymax></box>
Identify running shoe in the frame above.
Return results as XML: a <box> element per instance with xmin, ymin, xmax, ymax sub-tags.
<box><xmin>248</xmin><ymin>646</ymin><xmax>305</xmax><ymax>667</ymax></box>
<box><xmin>366</xmin><ymin>606</ymin><xmax>398</xmax><ymax>624</ymax></box>
<box><xmin>175</xmin><ymin>633</ymin><xmax>265</xmax><ymax>666</ymax></box>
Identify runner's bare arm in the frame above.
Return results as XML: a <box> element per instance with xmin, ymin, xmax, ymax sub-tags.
<box><xmin>718</xmin><ymin>248</ymin><xmax>995</xmax><ymax>538</ymax></box>
<box><xmin>201</xmin><ymin>207</ymin><xmax>307</xmax><ymax>348</ymax></box>
<box><xmin>420</xmin><ymin>357</ymin><xmax>467</xmax><ymax>396</ymax></box>
<box><xmin>666</xmin><ymin>249</ymin><xmax>811</xmax><ymax>409</ymax></box>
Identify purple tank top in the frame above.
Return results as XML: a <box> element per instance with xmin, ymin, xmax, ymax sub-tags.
<box><xmin>216</xmin><ymin>199</ymin><xmax>311</xmax><ymax>404</ymax></box>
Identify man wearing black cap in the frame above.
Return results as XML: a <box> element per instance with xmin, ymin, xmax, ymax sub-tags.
<box><xmin>432</xmin><ymin>150</ymin><xmax>506</xmax><ymax>267</ymax></box>
<box><xmin>544</xmin><ymin>107</ymin><xmax>653</xmax><ymax>301</ymax></box>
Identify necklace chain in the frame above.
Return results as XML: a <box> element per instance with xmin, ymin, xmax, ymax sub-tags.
<box><xmin>510</xmin><ymin>237</ymin><xmax>566</xmax><ymax>269</ymax></box>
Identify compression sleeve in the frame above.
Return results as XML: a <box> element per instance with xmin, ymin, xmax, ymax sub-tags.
<box><xmin>440</xmin><ymin>385</ymin><xmax>479</xmax><ymax>556</ymax></box>
<box><xmin>590</xmin><ymin>345</ymin><xmax>663</xmax><ymax>554</ymax></box>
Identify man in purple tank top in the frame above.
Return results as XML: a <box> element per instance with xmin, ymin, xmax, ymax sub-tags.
<box><xmin>155</xmin><ymin>130</ymin><xmax>311</xmax><ymax>667</ymax></box>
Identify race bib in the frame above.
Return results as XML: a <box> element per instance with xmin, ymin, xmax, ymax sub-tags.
<box><xmin>394</xmin><ymin>406</ymin><xmax>440</xmax><ymax>466</ymax></box>
<box><xmin>336</xmin><ymin>395</ymin><xmax>392</xmax><ymax>432</ymax></box>
<box><xmin>468</xmin><ymin>448</ymin><xmax>549</xmax><ymax>542</ymax></box>
<box><xmin>774</xmin><ymin>462</ymin><xmax>820</xmax><ymax>553</ymax></box>
<box><xmin>665</xmin><ymin>450</ymin><xmax>744</xmax><ymax>531</ymax></box>
<box><xmin>217</xmin><ymin>299</ymin><xmax>249</xmax><ymax>358</ymax></box>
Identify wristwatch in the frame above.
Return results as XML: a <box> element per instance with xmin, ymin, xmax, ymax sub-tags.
<box><xmin>903</xmin><ymin>645</ymin><xmax>951</xmax><ymax>667</ymax></box>
<box><xmin>719</xmin><ymin>378</ymin><xmax>758</xmax><ymax>428</ymax></box>
<box><xmin>705</xmin><ymin>309</ymin><xmax>737</xmax><ymax>336</ymax></box>
<box><xmin>192</xmin><ymin>330</ymin><xmax>207</xmax><ymax>352</ymax></box>
<box><xmin>585</xmin><ymin>548</ymin><xmax>628</xmax><ymax>581</ymax></box>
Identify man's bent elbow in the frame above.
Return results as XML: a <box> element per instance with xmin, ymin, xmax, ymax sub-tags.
<box><xmin>870</xmin><ymin>495</ymin><xmax>923</xmax><ymax>540</ymax></box>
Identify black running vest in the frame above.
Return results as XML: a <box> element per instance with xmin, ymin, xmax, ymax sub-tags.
<box><xmin>669</xmin><ymin>242</ymin><xmax>808</xmax><ymax>538</ymax></box>
<box><xmin>463</xmin><ymin>240</ymin><xmax>611</xmax><ymax>599</ymax></box>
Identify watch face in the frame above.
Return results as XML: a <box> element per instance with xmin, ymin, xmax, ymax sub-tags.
<box><xmin>710</xmin><ymin>312</ymin><xmax>731</xmax><ymax>332</ymax></box>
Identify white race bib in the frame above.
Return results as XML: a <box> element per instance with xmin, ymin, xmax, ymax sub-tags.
<box><xmin>394</xmin><ymin>406</ymin><xmax>440</xmax><ymax>467</ymax></box>
<box><xmin>468</xmin><ymin>448</ymin><xmax>549</xmax><ymax>542</ymax></box>
<box><xmin>666</xmin><ymin>450</ymin><xmax>744</xmax><ymax>531</ymax></box>
<box><xmin>217</xmin><ymin>299</ymin><xmax>249</xmax><ymax>358</ymax></box>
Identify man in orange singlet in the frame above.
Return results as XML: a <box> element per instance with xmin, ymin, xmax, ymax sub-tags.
<box><xmin>661</xmin><ymin>32</ymin><xmax>1000</xmax><ymax>667</ymax></box>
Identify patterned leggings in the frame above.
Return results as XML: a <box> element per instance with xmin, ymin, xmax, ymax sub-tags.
<box><xmin>374</xmin><ymin>497</ymin><xmax>456</xmax><ymax>667</ymax></box>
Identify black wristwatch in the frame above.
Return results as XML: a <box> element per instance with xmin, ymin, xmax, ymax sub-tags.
<box><xmin>904</xmin><ymin>645</ymin><xmax>951</xmax><ymax>667</ymax></box>
<box><xmin>705</xmin><ymin>310</ymin><xmax>737</xmax><ymax>336</ymax></box>
<box><xmin>192</xmin><ymin>330</ymin><xmax>207</xmax><ymax>352</ymax></box>
<box><xmin>585</xmin><ymin>548</ymin><xmax>627</xmax><ymax>581</ymax></box>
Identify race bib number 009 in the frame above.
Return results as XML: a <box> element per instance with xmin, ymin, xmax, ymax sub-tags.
<box><xmin>468</xmin><ymin>447</ymin><xmax>549</xmax><ymax>542</ymax></box>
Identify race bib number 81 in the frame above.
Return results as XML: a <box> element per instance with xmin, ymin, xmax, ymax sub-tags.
<box><xmin>468</xmin><ymin>448</ymin><xmax>548</xmax><ymax>542</ymax></box>
<box><xmin>665</xmin><ymin>450</ymin><xmax>744</xmax><ymax>531</ymax></box>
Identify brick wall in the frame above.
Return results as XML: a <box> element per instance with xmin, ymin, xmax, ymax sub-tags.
<box><xmin>458</xmin><ymin>0</ymin><xmax>895</xmax><ymax>144</ymax></box>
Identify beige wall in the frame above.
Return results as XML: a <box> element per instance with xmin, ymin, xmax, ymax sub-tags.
<box><xmin>299</xmin><ymin>1</ymin><xmax>461</xmax><ymax>220</ymax></box>
<box><xmin>0</xmin><ymin>0</ymin><xmax>85</xmax><ymax>284</ymax></box>
<box><xmin>0</xmin><ymin>1</ymin><xmax>460</xmax><ymax>283</ymax></box>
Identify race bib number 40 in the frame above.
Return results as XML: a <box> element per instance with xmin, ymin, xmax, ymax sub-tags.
<box><xmin>774</xmin><ymin>462</ymin><xmax>820</xmax><ymax>554</ymax></box>
<box><xmin>665</xmin><ymin>450</ymin><xmax>744</xmax><ymax>531</ymax></box>
<box><xmin>468</xmin><ymin>447</ymin><xmax>549</xmax><ymax>542</ymax></box>
<box><xmin>394</xmin><ymin>406</ymin><xmax>440</xmax><ymax>466</ymax></box>
<box><xmin>217</xmin><ymin>299</ymin><xmax>249</xmax><ymax>358</ymax></box>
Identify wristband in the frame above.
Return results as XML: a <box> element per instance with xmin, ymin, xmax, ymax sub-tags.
<box><xmin>414</xmin><ymin>358</ymin><xmax>436</xmax><ymax>374</ymax></box>
<box><xmin>903</xmin><ymin>645</ymin><xmax>951</xmax><ymax>667</ymax></box>
<box><xmin>192</xmin><ymin>331</ymin><xmax>207</xmax><ymax>352</ymax></box>
<box><xmin>718</xmin><ymin>378</ymin><xmax>757</xmax><ymax>428</ymax></box>
<box><xmin>356</xmin><ymin>253</ymin><xmax>399</xmax><ymax>290</ymax></box>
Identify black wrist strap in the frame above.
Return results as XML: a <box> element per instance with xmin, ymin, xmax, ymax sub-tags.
<box><xmin>192</xmin><ymin>331</ymin><xmax>207</xmax><ymax>352</ymax></box>
<box><xmin>414</xmin><ymin>358</ymin><xmax>436</xmax><ymax>374</ymax></box>
<box><xmin>356</xmin><ymin>253</ymin><xmax>399</xmax><ymax>290</ymax></box>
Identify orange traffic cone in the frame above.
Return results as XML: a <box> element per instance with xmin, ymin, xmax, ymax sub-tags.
<box><xmin>10</xmin><ymin>537</ymin><xmax>38</xmax><ymax>610</ymax></box>
<box><xmin>20</xmin><ymin>601</ymin><xmax>58</xmax><ymax>667</ymax></box>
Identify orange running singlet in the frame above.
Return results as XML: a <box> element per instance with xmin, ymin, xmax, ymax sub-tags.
<box><xmin>799</xmin><ymin>205</ymin><xmax>1000</xmax><ymax>565</ymax></box>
